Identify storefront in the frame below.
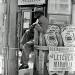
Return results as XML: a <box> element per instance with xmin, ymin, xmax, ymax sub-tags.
<box><xmin>17</xmin><ymin>0</ymin><xmax>47</xmax><ymax>36</ymax></box>
<box><xmin>17</xmin><ymin>0</ymin><xmax>48</xmax><ymax>75</ymax></box>
<box><xmin>1</xmin><ymin>0</ymin><xmax>75</xmax><ymax>75</ymax></box>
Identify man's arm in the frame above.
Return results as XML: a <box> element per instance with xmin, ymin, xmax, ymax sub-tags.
<box><xmin>35</xmin><ymin>24</ymin><xmax>44</xmax><ymax>33</ymax></box>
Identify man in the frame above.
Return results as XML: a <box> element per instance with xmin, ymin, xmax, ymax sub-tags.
<box><xmin>19</xmin><ymin>8</ymin><xmax>48</xmax><ymax>69</ymax></box>
<box><xmin>34</xmin><ymin>8</ymin><xmax>48</xmax><ymax>34</ymax></box>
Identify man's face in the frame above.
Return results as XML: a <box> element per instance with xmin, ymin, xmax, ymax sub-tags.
<box><xmin>34</xmin><ymin>12</ymin><xmax>38</xmax><ymax>18</ymax></box>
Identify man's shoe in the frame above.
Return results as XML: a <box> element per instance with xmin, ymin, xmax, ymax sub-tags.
<box><xmin>52</xmin><ymin>73</ymin><xmax>57</xmax><ymax>75</ymax></box>
<box><xmin>19</xmin><ymin>64</ymin><xmax>29</xmax><ymax>70</ymax></box>
<box><xmin>23</xmin><ymin>64</ymin><xmax>29</xmax><ymax>68</ymax></box>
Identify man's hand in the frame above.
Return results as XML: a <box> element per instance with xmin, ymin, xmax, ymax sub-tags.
<box><xmin>32</xmin><ymin>19</ymin><xmax>39</xmax><ymax>27</ymax></box>
<box><xmin>35</xmin><ymin>24</ymin><xmax>41</xmax><ymax>30</ymax></box>
<box><xmin>35</xmin><ymin>24</ymin><xmax>44</xmax><ymax>33</ymax></box>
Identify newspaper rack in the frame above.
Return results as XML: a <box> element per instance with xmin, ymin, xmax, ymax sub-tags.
<box><xmin>34</xmin><ymin>28</ymin><xmax>75</xmax><ymax>75</ymax></box>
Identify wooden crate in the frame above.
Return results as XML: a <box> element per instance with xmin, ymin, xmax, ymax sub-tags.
<box><xmin>19</xmin><ymin>68</ymin><xmax>33</xmax><ymax>75</ymax></box>
<box><xmin>34</xmin><ymin>29</ymin><xmax>48</xmax><ymax>75</ymax></box>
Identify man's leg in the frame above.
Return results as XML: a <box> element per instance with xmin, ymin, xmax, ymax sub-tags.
<box><xmin>20</xmin><ymin>41</ymin><xmax>34</xmax><ymax>69</ymax></box>
<box><xmin>21</xmin><ymin>43</ymin><xmax>32</xmax><ymax>64</ymax></box>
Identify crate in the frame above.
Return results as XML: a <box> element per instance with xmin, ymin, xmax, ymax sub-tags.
<box><xmin>19</xmin><ymin>67</ymin><xmax>33</xmax><ymax>75</ymax></box>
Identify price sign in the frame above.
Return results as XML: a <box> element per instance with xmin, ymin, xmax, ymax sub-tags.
<box><xmin>49</xmin><ymin>47</ymin><xmax>75</xmax><ymax>71</ymax></box>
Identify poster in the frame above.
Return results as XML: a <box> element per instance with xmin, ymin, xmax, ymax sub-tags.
<box><xmin>45</xmin><ymin>25</ymin><xmax>60</xmax><ymax>46</ymax></box>
<box><xmin>61</xmin><ymin>25</ymin><xmax>75</xmax><ymax>46</ymax></box>
<box><xmin>23</xmin><ymin>12</ymin><xmax>30</xmax><ymax>28</ymax></box>
<box><xmin>18</xmin><ymin>0</ymin><xmax>45</xmax><ymax>5</ymax></box>
<box><xmin>49</xmin><ymin>15</ymin><xmax>71</xmax><ymax>25</ymax></box>
<box><xmin>49</xmin><ymin>47</ymin><xmax>75</xmax><ymax>71</ymax></box>
<box><xmin>24</xmin><ymin>12</ymin><xmax>30</xmax><ymax>19</ymax></box>
<box><xmin>48</xmin><ymin>0</ymin><xmax>71</xmax><ymax>15</ymax></box>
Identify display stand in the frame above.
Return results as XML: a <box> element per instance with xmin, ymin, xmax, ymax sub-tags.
<box><xmin>34</xmin><ymin>28</ymin><xmax>75</xmax><ymax>75</ymax></box>
<box><xmin>34</xmin><ymin>28</ymin><xmax>48</xmax><ymax>75</ymax></box>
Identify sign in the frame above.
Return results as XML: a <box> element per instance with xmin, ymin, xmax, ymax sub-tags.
<box><xmin>23</xmin><ymin>12</ymin><xmax>30</xmax><ymax>28</ymax></box>
<box><xmin>49</xmin><ymin>47</ymin><xmax>75</xmax><ymax>71</ymax></box>
<box><xmin>46</xmin><ymin>25</ymin><xmax>60</xmax><ymax>33</ymax></box>
<box><xmin>61</xmin><ymin>25</ymin><xmax>75</xmax><ymax>46</ymax></box>
<box><xmin>49</xmin><ymin>15</ymin><xmax>71</xmax><ymax>25</ymax></box>
<box><xmin>18</xmin><ymin>0</ymin><xmax>45</xmax><ymax>5</ymax></box>
<box><xmin>24</xmin><ymin>12</ymin><xmax>30</xmax><ymax>19</ymax></box>
<box><xmin>48</xmin><ymin>0</ymin><xmax>71</xmax><ymax>14</ymax></box>
<box><xmin>45</xmin><ymin>25</ymin><xmax>60</xmax><ymax>46</ymax></box>
<box><xmin>45</xmin><ymin>32</ymin><xmax>58</xmax><ymax>46</ymax></box>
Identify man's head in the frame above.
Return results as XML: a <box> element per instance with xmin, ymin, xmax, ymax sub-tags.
<box><xmin>34</xmin><ymin>7</ymin><xmax>44</xmax><ymax>19</ymax></box>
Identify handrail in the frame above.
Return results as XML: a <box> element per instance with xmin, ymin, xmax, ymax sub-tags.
<box><xmin>34</xmin><ymin>45</ymin><xmax>49</xmax><ymax>50</ymax></box>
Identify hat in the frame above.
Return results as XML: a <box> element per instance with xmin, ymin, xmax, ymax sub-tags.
<box><xmin>34</xmin><ymin>7</ymin><xmax>44</xmax><ymax>13</ymax></box>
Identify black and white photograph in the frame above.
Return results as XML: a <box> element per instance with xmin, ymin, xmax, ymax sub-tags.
<box><xmin>0</xmin><ymin>0</ymin><xmax>75</xmax><ymax>75</ymax></box>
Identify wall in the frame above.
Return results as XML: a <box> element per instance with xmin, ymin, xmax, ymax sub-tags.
<box><xmin>72</xmin><ymin>4</ymin><xmax>75</xmax><ymax>25</ymax></box>
<box><xmin>0</xmin><ymin>2</ymin><xmax>6</xmax><ymax>54</ymax></box>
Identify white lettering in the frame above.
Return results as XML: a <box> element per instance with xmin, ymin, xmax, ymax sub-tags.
<box><xmin>52</xmin><ymin>54</ymin><xmax>73</xmax><ymax>61</ymax></box>
<box><xmin>54</xmin><ymin>61</ymin><xmax>72</xmax><ymax>68</ymax></box>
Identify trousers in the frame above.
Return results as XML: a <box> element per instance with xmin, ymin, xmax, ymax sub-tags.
<box><xmin>21</xmin><ymin>40</ymin><xmax>34</xmax><ymax>65</ymax></box>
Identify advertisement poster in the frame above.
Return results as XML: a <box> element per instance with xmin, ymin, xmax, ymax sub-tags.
<box><xmin>18</xmin><ymin>0</ymin><xmax>45</xmax><ymax>5</ymax></box>
<box><xmin>49</xmin><ymin>15</ymin><xmax>71</xmax><ymax>25</ymax></box>
<box><xmin>61</xmin><ymin>25</ymin><xmax>75</xmax><ymax>46</ymax></box>
<box><xmin>49</xmin><ymin>47</ymin><xmax>75</xmax><ymax>71</ymax></box>
<box><xmin>48</xmin><ymin>0</ymin><xmax>71</xmax><ymax>15</ymax></box>
<box><xmin>45</xmin><ymin>25</ymin><xmax>60</xmax><ymax>46</ymax></box>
